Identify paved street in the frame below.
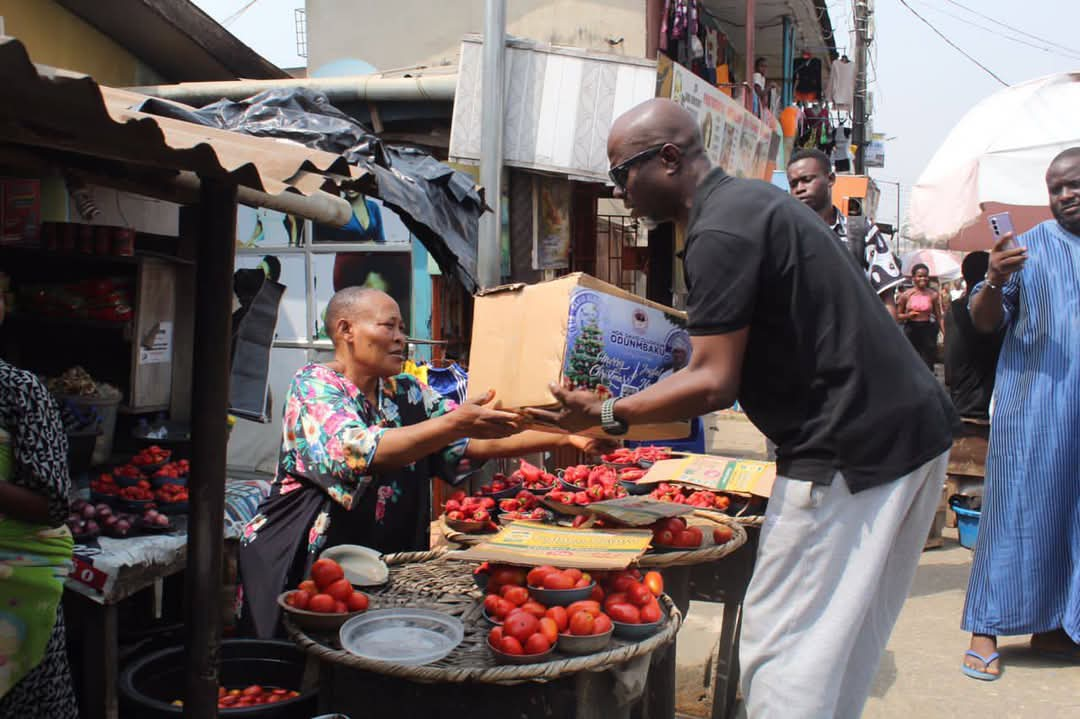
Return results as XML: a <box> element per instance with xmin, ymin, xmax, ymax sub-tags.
<box><xmin>676</xmin><ymin>413</ymin><xmax>1080</xmax><ymax>718</ymax></box>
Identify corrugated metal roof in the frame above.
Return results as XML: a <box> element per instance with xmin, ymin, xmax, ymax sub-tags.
<box><xmin>0</xmin><ymin>35</ymin><xmax>370</xmax><ymax>200</ymax></box>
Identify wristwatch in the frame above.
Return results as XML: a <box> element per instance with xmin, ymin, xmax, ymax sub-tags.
<box><xmin>600</xmin><ymin>398</ymin><xmax>628</xmax><ymax>436</ymax></box>
<box><xmin>983</xmin><ymin>274</ymin><xmax>1002</xmax><ymax>290</ymax></box>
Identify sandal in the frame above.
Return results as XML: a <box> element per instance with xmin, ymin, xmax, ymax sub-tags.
<box><xmin>961</xmin><ymin>650</ymin><xmax>1002</xmax><ymax>681</ymax></box>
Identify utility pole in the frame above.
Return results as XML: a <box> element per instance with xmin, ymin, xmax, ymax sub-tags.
<box><xmin>478</xmin><ymin>0</ymin><xmax>506</xmax><ymax>289</ymax></box>
<box><xmin>852</xmin><ymin>0</ymin><xmax>869</xmax><ymax>175</ymax></box>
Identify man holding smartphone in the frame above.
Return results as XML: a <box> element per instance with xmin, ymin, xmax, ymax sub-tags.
<box><xmin>961</xmin><ymin>147</ymin><xmax>1080</xmax><ymax>680</ymax></box>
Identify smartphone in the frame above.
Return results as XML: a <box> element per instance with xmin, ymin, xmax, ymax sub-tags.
<box><xmin>988</xmin><ymin>212</ymin><xmax>1016</xmax><ymax>248</ymax></box>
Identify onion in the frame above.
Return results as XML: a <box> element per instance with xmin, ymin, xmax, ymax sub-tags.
<box><xmin>71</xmin><ymin>499</ymin><xmax>88</xmax><ymax>514</ymax></box>
<box><xmin>102</xmin><ymin>515</ymin><xmax>119</xmax><ymax>528</ymax></box>
<box><xmin>82</xmin><ymin>504</ymin><xmax>97</xmax><ymax>520</ymax></box>
<box><xmin>114</xmin><ymin>520</ymin><xmax>130</xmax><ymax>536</ymax></box>
<box><xmin>95</xmin><ymin>504</ymin><xmax>112</xmax><ymax>518</ymax></box>
<box><xmin>154</xmin><ymin>514</ymin><xmax>170</xmax><ymax>527</ymax></box>
<box><xmin>84</xmin><ymin>520</ymin><xmax>99</xmax><ymax>536</ymax></box>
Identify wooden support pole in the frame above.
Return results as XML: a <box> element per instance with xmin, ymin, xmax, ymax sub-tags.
<box><xmin>182</xmin><ymin>178</ymin><xmax>238</xmax><ymax>719</ymax></box>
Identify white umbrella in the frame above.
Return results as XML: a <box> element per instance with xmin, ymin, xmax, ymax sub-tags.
<box><xmin>901</xmin><ymin>249</ymin><xmax>962</xmax><ymax>279</ymax></box>
<box><xmin>909</xmin><ymin>72</ymin><xmax>1079</xmax><ymax>251</ymax></box>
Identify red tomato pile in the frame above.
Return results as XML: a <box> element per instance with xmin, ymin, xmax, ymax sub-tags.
<box><xmin>154</xmin><ymin>483</ymin><xmax>188</xmax><ymax>504</ymax></box>
<box><xmin>595</xmin><ymin>569</ymin><xmax>664</xmax><ymax>625</ymax></box>
<box><xmin>213</xmin><ymin>685</ymin><xmax>301</xmax><ymax>709</ymax></box>
<box><xmin>602</xmin><ymin>446</ymin><xmax>672</xmax><ymax>465</ymax></box>
<box><xmin>547</xmin><ymin>464</ymin><xmax>628</xmax><ymax>506</ymax></box>
<box><xmin>113</xmin><ymin>464</ymin><xmax>142</xmax><ymax>481</ymax></box>
<box><xmin>560</xmin><ymin>600</ymin><xmax>612</xmax><ymax>637</ymax></box>
<box><xmin>513</xmin><ymin>459</ymin><xmax>557</xmax><ymax>491</ymax></box>
<box><xmin>650</xmin><ymin>516</ymin><xmax>704</xmax><ymax>548</ymax></box>
<box><xmin>286</xmin><ymin>558</ymin><xmax>370</xmax><ymax>614</ymax></box>
<box><xmin>153</xmin><ymin>460</ymin><xmax>189</xmax><ymax>480</ymax></box>
<box><xmin>91</xmin><ymin>473</ymin><xmax>119</xmax><ymax>496</ymax></box>
<box><xmin>119</xmin><ymin>484</ymin><xmax>154</xmax><ymax>501</ymax></box>
<box><xmin>526</xmin><ymin>565</ymin><xmax>594</xmax><ymax>592</ymax></box>
<box><xmin>648</xmin><ymin>483</ymin><xmax>732</xmax><ymax>510</ymax></box>
<box><xmin>488</xmin><ymin>611</ymin><xmax>558</xmax><ymax>656</ymax></box>
<box><xmin>132</xmin><ymin>445</ymin><xmax>170</xmax><ymax>467</ymax></box>
<box><xmin>443</xmin><ymin>490</ymin><xmax>497</xmax><ymax>530</ymax></box>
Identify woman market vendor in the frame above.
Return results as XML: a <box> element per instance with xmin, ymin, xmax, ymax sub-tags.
<box><xmin>239</xmin><ymin>287</ymin><xmax>608</xmax><ymax>637</ymax></box>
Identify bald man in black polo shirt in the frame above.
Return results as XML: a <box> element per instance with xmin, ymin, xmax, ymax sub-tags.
<box><xmin>530</xmin><ymin>99</ymin><xmax>955</xmax><ymax>718</ymax></box>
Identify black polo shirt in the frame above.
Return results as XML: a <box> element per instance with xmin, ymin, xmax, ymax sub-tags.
<box><xmin>683</xmin><ymin>169</ymin><xmax>955</xmax><ymax>491</ymax></box>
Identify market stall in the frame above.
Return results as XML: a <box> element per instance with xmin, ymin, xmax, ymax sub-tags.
<box><xmin>0</xmin><ymin>35</ymin><xmax>425</xmax><ymax>718</ymax></box>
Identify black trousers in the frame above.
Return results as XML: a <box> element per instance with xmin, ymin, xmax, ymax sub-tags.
<box><xmin>905</xmin><ymin>321</ymin><xmax>939</xmax><ymax>370</ymax></box>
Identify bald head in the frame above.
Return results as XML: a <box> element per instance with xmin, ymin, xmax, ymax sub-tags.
<box><xmin>325</xmin><ymin>287</ymin><xmax>395</xmax><ymax>344</ymax></box>
<box><xmin>608</xmin><ymin>98</ymin><xmax>705</xmax><ymax>163</ymax></box>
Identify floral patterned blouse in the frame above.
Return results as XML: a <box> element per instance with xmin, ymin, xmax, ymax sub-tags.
<box><xmin>238</xmin><ymin>364</ymin><xmax>469</xmax><ymax>638</ymax></box>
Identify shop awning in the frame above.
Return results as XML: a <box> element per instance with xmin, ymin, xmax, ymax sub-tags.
<box><xmin>0</xmin><ymin>36</ymin><xmax>370</xmax><ymax>212</ymax></box>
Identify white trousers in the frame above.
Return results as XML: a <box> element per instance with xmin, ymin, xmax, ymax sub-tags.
<box><xmin>739</xmin><ymin>451</ymin><xmax>948</xmax><ymax>719</ymax></box>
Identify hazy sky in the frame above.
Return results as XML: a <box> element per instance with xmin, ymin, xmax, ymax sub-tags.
<box><xmin>194</xmin><ymin>0</ymin><xmax>1080</xmax><ymax>229</ymax></box>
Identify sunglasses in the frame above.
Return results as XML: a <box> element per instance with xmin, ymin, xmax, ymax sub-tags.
<box><xmin>608</xmin><ymin>144</ymin><xmax>669</xmax><ymax>190</ymax></box>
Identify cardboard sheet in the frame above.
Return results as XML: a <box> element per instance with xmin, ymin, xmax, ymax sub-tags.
<box><xmin>638</xmin><ymin>454</ymin><xmax>776</xmax><ymax>498</ymax></box>
<box><xmin>447</xmin><ymin>521</ymin><xmax>653</xmax><ymax>570</ymax></box>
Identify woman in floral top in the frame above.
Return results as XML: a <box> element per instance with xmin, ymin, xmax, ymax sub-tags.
<box><xmin>239</xmin><ymin>287</ymin><xmax>605</xmax><ymax>637</ymax></box>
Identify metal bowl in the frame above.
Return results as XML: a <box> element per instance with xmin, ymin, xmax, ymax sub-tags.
<box><xmin>618</xmin><ymin>478</ymin><xmax>652</xmax><ymax>496</ymax></box>
<box><xmin>611</xmin><ymin>617</ymin><xmax>665</xmax><ymax>640</ymax></box>
<box><xmin>556</xmin><ymin>628</ymin><xmax>612</xmax><ymax>655</ymax></box>
<box><xmin>488</xmin><ymin>640</ymin><xmax>556</xmax><ymax>665</ymax></box>
<box><xmin>277</xmin><ymin>592</ymin><xmax>366</xmax><ymax>634</ymax></box>
<box><xmin>527</xmin><ymin>582</ymin><xmax>596</xmax><ymax>607</ymax></box>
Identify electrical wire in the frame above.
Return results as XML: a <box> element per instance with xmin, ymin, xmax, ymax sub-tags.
<box><xmin>910</xmin><ymin>0</ymin><xmax>1080</xmax><ymax>61</ymax></box>
<box><xmin>895</xmin><ymin>0</ymin><xmax>1007</xmax><ymax>87</ymax></box>
<box><xmin>222</xmin><ymin>0</ymin><xmax>261</xmax><ymax>27</ymax></box>
<box><xmin>941</xmin><ymin>0</ymin><xmax>1080</xmax><ymax>57</ymax></box>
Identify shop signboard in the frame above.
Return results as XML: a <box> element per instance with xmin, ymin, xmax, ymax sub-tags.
<box><xmin>656</xmin><ymin>55</ymin><xmax>779</xmax><ymax>180</ymax></box>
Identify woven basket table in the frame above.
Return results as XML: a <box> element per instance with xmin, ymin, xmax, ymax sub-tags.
<box><xmin>285</xmin><ymin>549</ymin><xmax>683</xmax><ymax>687</ymax></box>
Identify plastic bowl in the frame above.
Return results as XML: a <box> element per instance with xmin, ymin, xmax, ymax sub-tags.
<box><xmin>611</xmin><ymin>617</ymin><xmax>665</xmax><ymax>640</ymax></box>
<box><xmin>134</xmin><ymin>460</ymin><xmax>168</xmax><ymax>476</ymax></box>
<box><xmin>488</xmin><ymin>640</ymin><xmax>556</xmax><ymax>665</ymax></box>
<box><xmin>519</xmin><ymin>483</ymin><xmax>554</xmax><ymax>496</ymax></box>
<box><xmin>113</xmin><ymin>473</ymin><xmax>145</xmax><ymax>488</ymax></box>
<box><xmin>444</xmin><ymin>516</ymin><xmax>495</xmax><ymax>534</ymax></box>
<box><xmin>481</xmin><ymin>607</ymin><xmax>503</xmax><ymax>626</ymax></box>
<box><xmin>277</xmin><ymin>592</ymin><xmax>366</xmax><ymax>634</ymax></box>
<box><xmin>557</xmin><ymin>628</ymin><xmax>612</xmax><ymax>655</ymax></box>
<box><xmin>618</xmin><ymin>478</ymin><xmax>652</xmax><ymax>496</ymax></box>
<box><xmin>527</xmin><ymin>582</ymin><xmax>596</xmax><ymax>607</ymax></box>
<box><xmin>558</xmin><ymin>477</ymin><xmax>586</xmax><ymax>493</ymax></box>
<box><xmin>320</xmin><ymin>544</ymin><xmax>389</xmax><ymax>587</ymax></box>
<box><xmin>117</xmin><ymin>497</ymin><xmax>154</xmax><ymax>513</ymax></box>
<box><xmin>151</xmin><ymin>474</ymin><xmax>188</xmax><ymax>489</ymax></box>
<box><xmin>338</xmin><ymin>608</ymin><xmax>463</xmax><ymax>666</ymax></box>
<box><xmin>156</xmin><ymin>500</ymin><xmax>189</xmax><ymax>515</ymax></box>
<box><xmin>487</xmin><ymin>483</ymin><xmax>526</xmax><ymax>501</ymax></box>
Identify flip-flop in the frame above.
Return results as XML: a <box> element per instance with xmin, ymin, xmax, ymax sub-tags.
<box><xmin>961</xmin><ymin>650</ymin><xmax>1002</xmax><ymax>681</ymax></box>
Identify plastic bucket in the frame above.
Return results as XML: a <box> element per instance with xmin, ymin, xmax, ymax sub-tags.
<box><xmin>57</xmin><ymin>394</ymin><xmax>120</xmax><ymax>465</ymax></box>
<box><xmin>954</xmin><ymin>506</ymin><xmax>980</xmax><ymax>550</ymax></box>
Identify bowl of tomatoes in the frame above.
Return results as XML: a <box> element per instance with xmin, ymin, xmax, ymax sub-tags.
<box><xmin>278</xmin><ymin>558</ymin><xmax>371</xmax><ymax>633</ymax></box>
<box><xmin>525</xmin><ymin>566</ymin><xmax>597</xmax><ymax>607</ymax></box>
<box><xmin>151</xmin><ymin>460</ymin><xmax>190</xmax><ymax>487</ymax></box>
<box><xmin>131</xmin><ymin>445</ymin><xmax>172</xmax><ymax>475</ymax></box>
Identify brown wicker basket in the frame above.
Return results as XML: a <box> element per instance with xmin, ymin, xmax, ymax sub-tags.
<box><xmin>285</xmin><ymin>549</ymin><xmax>682</xmax><ymax>685</ymax></box>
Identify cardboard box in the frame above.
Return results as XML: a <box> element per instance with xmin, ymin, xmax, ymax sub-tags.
<box><xmin>447</xmin><ymin>521</ymin><xmax>654</xmax><ymax>570</ymax></box>
<box><xmin>468</xmin><ymin>273</ymin><xmax>692</xmax><ymax>440</ymax></box>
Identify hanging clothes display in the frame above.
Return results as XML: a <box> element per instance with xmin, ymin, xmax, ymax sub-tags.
<box><xmin>828</xmin><ymin>58</ymin><xmax>856</xmax><ymax>110</ymax></box>
<box><xmin>793</xmin><ymin>54</ymin><xmax>823</xmax><ymax>102</ymax></box>
<box><xmin>426</xmin><ymin>363</ymin><xmax>469</xmax><ymax>406</ymax></box>
<box><xmin>832</xmin><ymin>125</ymin><xmax>853</xmax><ymax>173</ymax></box>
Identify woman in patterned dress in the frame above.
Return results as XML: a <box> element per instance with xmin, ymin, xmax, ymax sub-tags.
<box><xmin>0</xmin><ymin>288</ymin><xmax>79</xmax><ymax>717</ymax></box>
<box><xmin>239</xmin><ymin>287</ymin><xmax>607</xmax><ymax>637</ymax></box>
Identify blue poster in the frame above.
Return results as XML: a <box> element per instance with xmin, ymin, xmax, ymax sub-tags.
<box><xmin>562</xmin><ymin>288</ymin><xmax>690</xmax><ymax>399</ymax></box>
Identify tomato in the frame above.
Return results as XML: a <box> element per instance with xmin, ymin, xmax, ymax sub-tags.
<box><xmin>490</xmin><ymin>566</ymin><xmax>526</xmax><ymax>587</ymax></box>
<box><xmin>527</xmin><ymin>565</ymin><xmax>557</xmax><ymax>587</ymax></box>
<box><xmin>573</xmin><ymin>577</ymin><xmax>591</xmax><ymax>589</ymax></box>
<box><xmin>524</xmin><ymin>632</ymin><xmax>552</xmax><ymax>655</ymax></box>
<box><xmin>310</xmin><ymin>558</ymin><xmax>345</xmax><ymax>591</ymax></box>
<box><xmin>333</xmin><ymin>600</ymin><xmax>348</xmax><ymax>613</ymax></box>
<box><xmin>568</xmin><ymin>610</ymin><xmax>595</xmax><ymax>636</ymax></box>
<box><xmin>538</xmin><ymin>617</ymin><xmax>559</xmax><ymax>645</ymax></box>
<box><xmin>657</xmin><ymin>517</ymin><xmax>687</xmax><ymax>534</ymax></box>
<box><xmin>678</xmin><ymin>526</ymin><xmax>704</xmax><ymax>547</ymax></box>
<box><xmin>592</xmin><ymin>613</ymin><xmax>613</xmax><ymax>635</ymax></box>
<box><xmin>504</xmin><ymin>612</ymin><xmax>540</xmax><ymax>642</ymax></box>
<box><xmin>604</xmin><ymin>592</ymin><xmax>628</xmax><ymax>613</ymax></box>
<box><xmin>483</xmin><ymin>594</ymin><xmax>501</xmax><ymax>615</ymax></box>
<box><xmin>611</xmin><ymin>573</ymin><xmax>637</xmax><ymax>593</ymax></box>
<box><xmin>644</xmin><ymin>571</ymin><xmax>664</xmax><ymax>597</ymax></box>
<box><xmin>713</xmin><ymin>526</ymin><xmax>734</xmax><ymax>544</ymax></box>
<box><xmin>287</xmin><ymin>590</ymin><xmax>311</xmax><ymax>610</ymax></box>
<box><xmin>589</xmin><ymin>584</ymin><xmax>606</xmax><ymax>603</ymax></box>
<box><xmin>627</xmin><ymin>582</ymin><xmax>653</xmax><ymax>607</ymax></box>
<box><xmin>545</xmin><ymin>606</ymin><xmax>569</xmax><ymax>632</ymax></box>
<box><xmin>519</xmin><ymin>600</ymin><xmax>548</xmax><ymax>619</ymax></box>
<box><xmin>566</xmin><ymin>600</ymin><xmax>601</xmax><ymax>618</ymax></box>
<box><xmin>542</xmin><ymin>572</ymin><xmax>575</xmax><ymax>590</ymax></box>
<box><xmin>501</xmin><ymin>585</ymin><xmax>529</xmax><ymax>607</ymax></box>
<box><xmin>640</xmin><ymin>602</ymin><xmax>662</xmax><ymax>624</ymax></box>
<box><xmin>488</xmin><ymin>626</ymin><xmax>504</xmax><ymax>647</ymax></box>
<box><xmin>218</xmin><ymin>687</ymin><xmax>226</xmax><ymax>697</ymax></box>
<box><xmin>564</xmin><ymin>568</ymin><xmax>583</xmax><ymax>583</ymax></box>
<box><xmin>326</xmin><ymin>578</ymin><xmax>354</xmax><ymax>602</ymax></box>
<box><xmin>220</xmin><ymin>695</ymin><xmax>237</xmax><ymax>706</ymax></box>
<box><xmin>494</xmin><ymin>598</ymin><xmax>515</xmax><ymax>619</ymax></box>
<box><xmin>608</xmin><ymin>602</ymin><xmax>641</xmax><ymax>625</ymax></box>
<box><xmin>242</xmin><ymin>685</ymin><xmax>262</xmax><ymax>697</ymax></box>
<box><xmin>500</xmin><ymin>636</ymin><xmax>524</xmax><ymax>655</ymax></box>
<box><xmin>307</xmin><ymin>593</ymin><xmax>336</xmax><ymax>613</ymax></box>
<box><xmin>228</xmin><ymin>689</ymin><xmax>242</xmax><ymax>696</ymax></box>
<box><xmin>344</xmin><ymin>591</ymin><xmax>369</xmax><ymax>612</ymax></box>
